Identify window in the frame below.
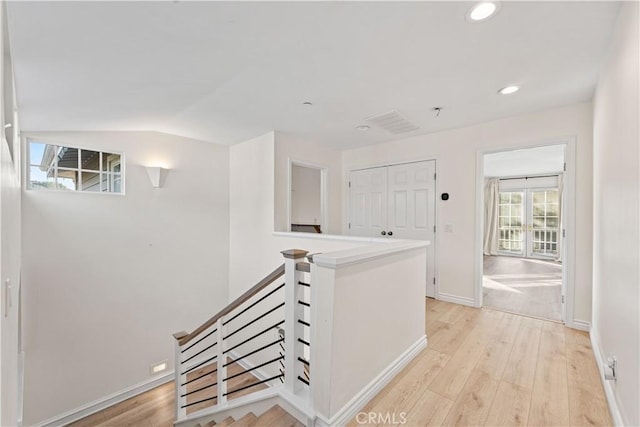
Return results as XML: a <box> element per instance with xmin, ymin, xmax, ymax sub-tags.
<box><xmin>28</xmin><ymin>141</ymin><xmax>124</xmax><ymax>194</ymax></box>
<box><xmin>498</xmin><ymin>191</ymin><xmax>524</xmax><ymax>252</ymax></box>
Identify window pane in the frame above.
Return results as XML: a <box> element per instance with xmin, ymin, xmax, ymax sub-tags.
<box><xmin>29</xmin><ymin>166</ymin><xmax>55</xmax><ymax>189</ymax></box>
<box><xmin>81</xmin><ymin>172</ymin><xmax>101</xmax><ymax>192</ymax></box>
<box><xmin>546</xmin><ymin>191</ymin><xmax>559</xmax><ymax>203</ymax></box>
<box><xmin>533</xmin><ymin>192</ymin><xmax>545</xmax><ymax>203</ymax></box>
<box><xmin>547</xmin><ymin>218</ymin><xmax>558</xmax><ymax>228</ymax></box>
<box><xmin>57</xmin><ymin>176</ymin><xmax>77</xmax><ymax>191</ymax></box>
<box><xmin>102</xmin><ymin>153</ymin><xmax>121</xmax><ymax>172</ymax></box>
<box><xmin>29</xmin><ymin>142</ymin><xmax>54</xmax><ymax>166</ymax></box>
<box><xmin>57</xmin><ymin>147</ymin><xmax>79</xmax><ymax>169</ymax></box>
<box><xmin>81</xmin><ymin>149</ymin><xmax>100</xmax><ymax>171</ymax></box>
<box><xmin>511</xmin><ymin>193</ymin><xmax>522</xmax><ymax>204</ymax></box>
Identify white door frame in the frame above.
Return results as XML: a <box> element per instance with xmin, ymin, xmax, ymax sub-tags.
<box><xmin>287</xmin><ymin>158</ymin><xmax>328</xmax><ymax>233</ymax></box>
<box><xmin>475</xmin><ymin>137</ymin><xmax>577</xmax><ymax>327</ymax></box>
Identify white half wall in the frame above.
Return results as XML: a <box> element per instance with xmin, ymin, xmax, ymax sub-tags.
<box><xmin>342</xmin><ymin>103</ymin><xmax>594</xmax><ymax>325</ymax></box>
<box><xmin>20</xmin><ymin>131</ymin><xmax>230</xmax><ymax>425</ymax></box>
<box><xmin>592</xmin><ymin>3</ymin><xmax>639</xmax><ymax>425</ymax></box>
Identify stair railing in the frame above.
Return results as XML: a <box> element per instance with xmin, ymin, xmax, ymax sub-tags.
<box><xmin>172</xmin><ymin>249</ymin><xmax>311</xmax><ymax>422</ymax></box>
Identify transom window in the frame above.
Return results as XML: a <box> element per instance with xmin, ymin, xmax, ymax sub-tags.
<box><xmin>28</xmin><ymin>141</ymin><xmax>123</xmax><ymax>194</ymax></box>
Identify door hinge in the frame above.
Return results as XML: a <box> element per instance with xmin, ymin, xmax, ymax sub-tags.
<box><xmin>562</xmin><ymin>295</ymin><xmax>565</xmax><ymax>304</ymax></box>
<box><xmin>563</xmin><ymin>162</ymin><xmax>567</xmax><ymax>172</ymax></box>
<box><xmin>562</xmin><ymin>229</ymin><xmax>566</xmax><ymax>238</ymax></box>
<box><xmin>434</xmin><ymin>172</ymin><xmax>437</xmax><ymax>180</ymax></box>
<box><xmin>433</xmin><ymin>225</ymin><xmax>436</xmax><ymax>233</ymax></box>
<box><xmin>348</xmin><ymin>222</ymin><xmax>351</xmax><ymax>229</ymax></box>
<box><xmin>348</xmin><ymin>181</ymin><xmax>351</xmax><ymax>188</ymax></box>
<box><xmin>433</xmin><ymin>277</ymin><xmax>436</xmax><ymax>285</ymax></box>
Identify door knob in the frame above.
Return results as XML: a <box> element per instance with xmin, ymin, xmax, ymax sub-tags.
<box><xmin>381</xmin><ymin>231</ymin><xmax>386</xmax><ymax>236</ymax></box>
<box><xmin>388</xmin><ymin>231</ymin><xmax>393</xmax><ymax>236</ymax></box>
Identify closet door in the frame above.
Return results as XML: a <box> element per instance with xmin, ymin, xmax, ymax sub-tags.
<box><xmin>387</xmin><ymin>161</ymin><xmax>436</xmax><ymax>296</ymax></box>
<box><xmin>349</xmin><ymin>167</ymin><xmax>387</xmax><ymax>237</ymax></box>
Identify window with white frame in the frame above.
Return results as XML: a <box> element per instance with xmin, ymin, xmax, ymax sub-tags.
<box><xmin>28</xmin><ymin>140</ymin><xmax>124</xmax><ymax>193</ymax></box>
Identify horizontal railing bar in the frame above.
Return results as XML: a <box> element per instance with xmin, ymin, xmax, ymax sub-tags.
<box><xmin>182</xmin><ymin>328</ymin><xmax>217</xmax><ymax>354</ymax></box>
<box><xmin>298</xmin><ymin>300</ymin><xmax>310</xmax><ymax>307</ymax></box>
<box><xmin>181</xmin><ymin>368</ymin><xmax>217</xmax><ymax>387</ymax></box>
<box><xmin>223</xmin><ymin>320</ymin><xmax>285</xmax><ymax>355</ymax></box>
<box><xmin>181</xmin><ymin>396</ymin><xmax>217</xmax><ymax>409</ymax></box>
<box><xmin>297</xmin><ymin>375</ymin><xmax>310</xmax><ymax>386</ymax></box>
<box><xmin>297</xmin><ymin>281</ymin><xmax>310</xmax><ymax>287</ymax></box>
<box><xmin>183</xmin><ymin>355</ymin><xmax>217</xmax><ymax>375</ymax></box>
<box><xmin>223</xmin><ymin>283</ymin><xmax>285</xmax><ymax>326</ymax></box>
<box><xmin>179</xmin><ymin>264</ymin><xmax>285</xmax><ymax>346</ymax></box>
<box><xmin>297</xmin><ymin>356</ymin><xmax>309</xmax><ymax>366</ymax></box>
<box><xmin>180</xmin><ymin>381</ymin><xmax>218</xmax><ymax>397</ymax></box>
<box><xmin>224</xmin><ymin>338</ymin><xmax>284</xmax><ymax>367</ymax></box>
<box><xmin>296</xmin><ymin>262</ymin><xmax>311</xmax><ymax>273</ymax></box>
<box><xmin>223</xmin><ymin>355</ymin><xmax>284</xmax><ymax>382</ymax></box>
<box><xmin>182</xmin><ymin>342</ymin><xmax>217</xmax><ymax>365</ymax></box>
<box><xmin>297</xmin><ymin>319</ymin><xmax>310</xmax><ymax>327</ymax></box>
<box><xmin>298</xmin><ymin>338</ymin><xmax>310</xmax><ymax>346</ymax></box>
<box><xmin>223</xmin><ymin>303</ymin><xmax>285</xmax><ymax>341</ymax></box>
<box><xmin>223</xmin><ymin>374</ymin><xmax>284</xmax><ymax>397</ymax></box>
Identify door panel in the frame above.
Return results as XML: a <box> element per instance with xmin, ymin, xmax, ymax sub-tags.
<box><xmin>349</xmin><ymin>168</ymin><xmax>387</xmax><ymax>237</ymax></box>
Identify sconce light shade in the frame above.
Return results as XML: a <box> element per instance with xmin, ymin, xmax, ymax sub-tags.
<box><xmin>145</xmin><ymin>166</ymin><xmax>166</xmax><ymax>188</ymax></box>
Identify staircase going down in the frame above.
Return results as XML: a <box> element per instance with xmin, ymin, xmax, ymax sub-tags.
<box><xmin>194</xmin><ymin>405</ymin><xmax>303</xmax><ymax>427</ymax></box>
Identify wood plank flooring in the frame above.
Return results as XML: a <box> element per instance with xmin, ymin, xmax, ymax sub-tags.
<box><xmin>70</xmin><ymin>299</ymin><xmax>610</xmax><ymax>427</ymax></box>
<box><xmin>349</xmin><ymin>299</ymin><xmax>611</xmax><ymax>426</ymax></box>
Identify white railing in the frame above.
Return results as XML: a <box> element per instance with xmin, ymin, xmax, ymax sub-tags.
<box><xmin>172</xmin><ymin>249</ymin><xmax>311</xmax><ymax>422</ymax></box>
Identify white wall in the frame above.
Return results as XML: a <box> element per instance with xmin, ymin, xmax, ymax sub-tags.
<box><xmin>274</xmin><ymin>132</ymin><xmax>342</xmax><ymax>235</ymax></box>
<box><xmin>0</xmin><ymin>2</ymin><xmax>22</xmax><ymax>424</ymax></box>
<box><xmin>21</xmin><ymin>131</ymin><xmax>230</xmax><ymax>425</ymax></box>
<box><xmin>592</xmin><ymin>3</ymin><xmax>639</xmax><ymax>425</ymax></box>
<box><xmin>342</xmin><ymin>103</ymin><xmax>594</xmax><ymax>324</ymax></box>
<box><xmin>291</xmin><ymin>165</ymin><xmax>321</xmax><ymax>226</ymax></box>
<box><xmin>229</xmin><ymin>132</ymin><xmax>365</xmax><ymax>300</ymax></box>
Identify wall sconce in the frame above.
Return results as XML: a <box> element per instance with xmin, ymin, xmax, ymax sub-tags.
<box><xmin>145</xmin><ymin>166</ymin><xmax>168</xmax><ymax>188</ymax></box>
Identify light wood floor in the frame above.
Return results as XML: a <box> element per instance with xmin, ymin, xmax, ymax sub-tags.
<box><xmin>349</xmin><ymin>299</ymin><xmax>611</xmax><ymax>426</ymax></box>
<box><xmin>69</xmin><ymin>299</ymin><xmax>610</xmax><ymax>427</ymax></box>
<box><xmin>483</xmin><ymin>255</ymin><xmax>562</xmax><ymax>321</ymax></box>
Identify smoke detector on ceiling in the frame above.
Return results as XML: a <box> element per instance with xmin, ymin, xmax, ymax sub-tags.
<box><xmin>365</xmin><ymin>110</ymin><xmax>420</xmax><ymax>135</ymax></box>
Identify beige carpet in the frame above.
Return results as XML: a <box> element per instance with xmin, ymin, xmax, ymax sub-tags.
<box><xmin>483</xmin><ymin>255</ymin><xmax>562</xmax><ymax>321</ymax></box>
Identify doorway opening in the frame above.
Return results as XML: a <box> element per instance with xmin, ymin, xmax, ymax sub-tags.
<box><xmin>481</xmin><ymin>144</ymin><xmax>567</xmax><ymax>322</ymax></box>
<box><xmin>288</xmin><ymin>161</ymin><xmax>327</xmax><ymax>234</ymax></box>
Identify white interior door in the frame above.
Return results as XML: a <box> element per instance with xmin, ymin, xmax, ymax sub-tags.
<box><xmin>349</xmin><ymin>161</ymin><xmax>437</xmax><ymax>297</ymax></box>
<box><xmin>387</xmin><ymin>161</ymin><xmax>436</xmax><ymax>297</ymax></box>
<box><xmin>349</xmin><ymin>167</ymin><xmax>387</xmax><ymax>237</ymax></box>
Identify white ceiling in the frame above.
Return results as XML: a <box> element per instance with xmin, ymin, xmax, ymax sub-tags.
<box><xmin>7</xmin><ymin>1</ymin><xmax>620</xmax><ymax>149</ymax></box>
<box><xmin>484</xmin><ymin>144</ymin><xmax>565</xmax><ymax>177</ymax></box>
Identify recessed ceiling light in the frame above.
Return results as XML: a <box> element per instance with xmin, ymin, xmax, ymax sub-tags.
<box><xmin>355</xmin><ymin>125</ymin><xmax>370</xmax><ymax>131</ymax></box>
<box><xmin>302</xmin><ymin>101</ymin><xmax>313</xmax><ymax>106</ymax></box>
<box><xmin>498</xmin><ymin>85</ymin><xmax>520</xmax><ymax>95</ymax></box>
<box><xmin>467</xmin><ymin>2</ymin><xmax>500</xmax><ymax>22</ymax></box>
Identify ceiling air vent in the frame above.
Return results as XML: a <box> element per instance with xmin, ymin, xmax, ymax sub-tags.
<box><xmin>365</xmin><ymin>110</ymin><xmax>420</xmax><ymax>135</ymax></box>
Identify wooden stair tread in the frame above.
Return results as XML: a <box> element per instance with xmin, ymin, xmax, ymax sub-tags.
<box><xmin>229</xmin><ymin>413</ymin><xmax>257</xmax><ymax>426</ymax></box>
<box><xmin>249</xmin><ymin>405</ymin><xmax>286</xmax><ymax>426</ymax></box>
<box><xmin>216</xmin><ymin>416</ymin><xmax>236</xmax><ymax>427</ymax></box>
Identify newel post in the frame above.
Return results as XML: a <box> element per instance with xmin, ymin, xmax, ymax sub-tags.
<box><xmin>172</xmin><ymin>331</ymin><xmax>188</xmax><ymax>421</ymax></box>
<box><xmin>281</xmin><ymin>249</ymin><xmax>309</xmax><ymax>395</ymax></box>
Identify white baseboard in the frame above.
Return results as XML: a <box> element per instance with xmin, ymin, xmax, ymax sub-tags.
<box><xmin>437</xmin><ymin>292</ymin><xmax>476</xmax><ymax>308</ymax></box>
<box><xmin>589</xmin><ymin>328</ymin><xmax>625</xmax><ymax>426</ymax></box>
<box><xmin>314</xmin><ymin>335</ymin><xmax>427</xmax><ymax>427</ymax></box>
<box><xmin>568</xmin><ymin>319</ymin><xmax>590</xmax><ymax>331</ymax></box>
<box><xmin>33</xmin><ymin>372</ymin><xmax>174</xmax><ymax>427</ymax></box>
